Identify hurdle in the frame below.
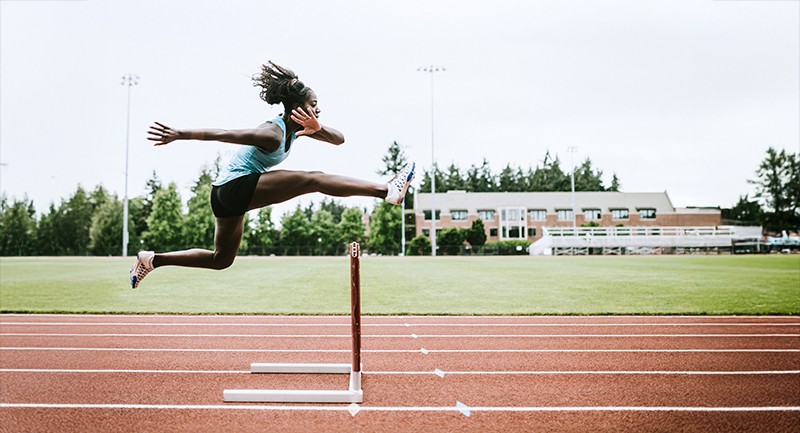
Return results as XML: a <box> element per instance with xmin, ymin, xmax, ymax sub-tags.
<box><xmin>223</xmin><ymin>242</ymin><xmax>363</xmax><ymax>403</ymax></box>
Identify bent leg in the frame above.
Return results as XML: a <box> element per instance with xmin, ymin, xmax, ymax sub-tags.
<box><xmin>153</xmin><ymin>215</ymin><xmax>244</xmax><ymax>270</ymax></box>
<box><xmin>248</xmin><ymin>170</ymin><xmax>388</xmax><ymax>209</ymax></box>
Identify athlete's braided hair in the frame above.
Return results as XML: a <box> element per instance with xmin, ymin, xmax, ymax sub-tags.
<box><xmin>253</xmin><ymin>61</ymin><xmax>311</xmax><ymax>108</ymax></box>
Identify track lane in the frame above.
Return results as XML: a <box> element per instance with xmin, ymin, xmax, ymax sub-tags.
<box><xmin>2</xmin><ymin>350</ymin><xmax>798</xmax><ymax>372</ymax></box>
<box><xmin>2</xmin><ymin>314</ymin><xmax>798</xmax><ymax>433</ymax></box>
<box><xmin>3</xmin><ymin>407</ymin><xmax>798</xmax><ymax>433</ymax></box>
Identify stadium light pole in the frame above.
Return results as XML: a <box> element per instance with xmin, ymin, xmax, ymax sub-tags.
<box><xmin>417</xmin><ymin>65</ymin><xmax>445</xmax><ymax>256</ymax></box>
<box><xmin>568</xmin><ymin>146</ymin><xmax>577</xmax><ymax>229</ymax></box>
<box><xmin>121</xmin><ymin>74</ymin><xmax>139</xmax><ymax>256</ymax></box>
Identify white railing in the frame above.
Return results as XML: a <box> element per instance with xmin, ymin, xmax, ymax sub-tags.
<box><xmin>543</xmin><ymin>226</ymin><xmax>735</xmax><ymax>238</ymax></box>
<box><xmin>530</xmin><ymin>226</ymin><xmax>735</xmax><ymax>255</ymax></box>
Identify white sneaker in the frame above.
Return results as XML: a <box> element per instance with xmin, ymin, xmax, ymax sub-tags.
<box><xmin>385</xmin><ymin>162</ymin><xmax>416</xmax><ymax>205</ymax></box>
<box><xmin>130</xmin><ymin>251</ymin><xmax>155</xmax><ymax>289</ymax></box>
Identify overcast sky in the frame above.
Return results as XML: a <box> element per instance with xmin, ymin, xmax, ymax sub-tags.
<box><xmin>1</xmin><ymin>0</ymin><xmax>798</xmax><ymax>222</ymax></box>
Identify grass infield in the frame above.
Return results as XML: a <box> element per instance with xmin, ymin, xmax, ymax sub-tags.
<box><xmin>0</xmin><ymin>255</ymin><xmax>798</xmax><ymax>315</ymax></box>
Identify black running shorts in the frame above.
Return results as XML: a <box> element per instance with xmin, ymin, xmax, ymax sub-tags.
<box><xmin>210</xmin><ymin>173</ymin><xmax>261</xmax><ymax>218</ymax></box>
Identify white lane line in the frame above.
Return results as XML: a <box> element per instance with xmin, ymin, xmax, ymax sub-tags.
<box><xmin>367</xmin><ymin>370</ymin><xmax>800</xmax><ymax>376</ymax></box>
<box><xmin>2</xmin><ymin>322</ymin><xmax>798</xmax><ymax>327</ymax></box>
<box><xmin>0</xmin><ymin>369</ymin><xmax>250</xmax><ymax>374</ymax></box>
<box><xmin>2</xmin><ymin>368</ymin><xmax>798</xmax><ymax>376</ymax></box>
<box><xmin>2</xmin><ymin>347</ymin><xmax>798</xmax><ymax>353</ymax></box>
<box><xmin>2</xmin><ymin>313</ymin><xmax>796</xmax><ymax>318</ymax></box>
<box><xmin>3</xmin><ymin>333</ymin><xmax>798</xmax><ymax>338</ymax></box>
<box><xmin>0</xmin><ymin>403</ymin><xmax>798</xmax><ymax>412</ymax></box>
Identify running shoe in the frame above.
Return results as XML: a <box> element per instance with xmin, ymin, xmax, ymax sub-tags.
<box><xmin>130</xmin><ymin>251</ymin><xmax>155</xmax><ymax>289</ymax></box>
<box><xmin>385</xmin><ymin>162</ymin><xmax>416</xmax><ymax>205</ymax></box>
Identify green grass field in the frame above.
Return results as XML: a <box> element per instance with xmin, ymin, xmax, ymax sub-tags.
<box><xmin>0</xmin><ymin>255</ymin><xmax>798</xmax><ymax>315</ymax></box>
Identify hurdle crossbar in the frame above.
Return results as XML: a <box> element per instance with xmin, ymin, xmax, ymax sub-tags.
<box><xmin>223</xmin><ymin>242</ymin><xmax>363</xmax><ymax>403</ymax></box>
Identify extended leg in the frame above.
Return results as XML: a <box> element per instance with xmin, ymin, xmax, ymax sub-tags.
<box><xmin>247</xmin><ymin>170</ymin><xmax>388</xmax><ymax>209</ymax></box>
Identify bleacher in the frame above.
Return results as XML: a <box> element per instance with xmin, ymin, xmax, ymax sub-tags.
<box><xmin>530</xmin><ymin>226</ymin><xmax>745</xmax><ymax>256</ymax></box>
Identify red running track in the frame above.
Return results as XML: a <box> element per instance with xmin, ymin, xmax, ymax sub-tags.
<box><xmin>1</xmin><ymin>314</ymin><xmax>798</xmax><ymax>432</ymax></box>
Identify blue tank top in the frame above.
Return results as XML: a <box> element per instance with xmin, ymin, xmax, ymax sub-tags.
<box><xmin>212</xmin><ymin>116</ymin><xmax>295</xmax><ymax>186</ymax></box>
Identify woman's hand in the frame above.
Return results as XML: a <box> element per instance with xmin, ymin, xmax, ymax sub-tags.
<box><xmin>291</xmin><ymin>107</ymin><xmax>322</xmax><ymax>137</ymax></box>
<box><xmin>147</xmin><ymin>122</ymin><xmax>183</xmax><ymax>146</ymax></box>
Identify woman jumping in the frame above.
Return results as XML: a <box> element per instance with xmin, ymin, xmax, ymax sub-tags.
<box><xmin>130</xmin><ymin>61</ymin><xmax>415</xmax><ymax>288</ymax></box>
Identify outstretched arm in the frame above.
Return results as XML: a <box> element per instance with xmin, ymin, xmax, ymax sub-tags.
<box><xmin>147</xmin><ymin>122</ymin><xmax>284</xmax><ymax>152</ymax></box>
<box><xmin>291</xmin><ymin>108</ymin><xmax>345</xmax><ymax>145</ymax></box>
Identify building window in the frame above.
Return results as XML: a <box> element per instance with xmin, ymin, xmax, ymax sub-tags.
<box><xmin>478</xmin><ymin>209</ymin><xmax>496</xmax><ymax>221</ymax></box>
<box><xmin>422</xmin><ymin>229</ymin><xmax>430</xmax><ymax>236</ymax></box>
<box><xmin>451</xmin><ymin>210</ymin><xmax>468</xmax><ymax>221</ymax></box>
<box><xmin>612</xmin><ymin>209</ymin><xmax>629</xmax><ymax>220</ymax></box>
<box><xmin>423</xmin><ymin>210</ymin><xmax>441</xmax><ymax>221</ymax></box>
<box><xmin>557</xmin><ymin>209</ymin><xmax>574</xmax><ymax>221</ymax></box>
<box><xmin>501</xmin><ymin>208</ymin><xmax>524</xmax><ymax>222</ymax></box>
<box><xmin>528</xmin><ymin>209</ymin><xmax>547</xmax><ymax>221</ymax></box>
<box><xmin>583</xmin><ymin>209</ymin><xmax>601</xmax><ymax>221</ymax></box>
<box><xmin>527</xmin><ymin>227</ymin><xmax>537</xmax><ymax>237</ymax></box>
<box><xmin>489</xmin><ymin>228</ymin><xmax>498</xmax><ymax>237</ymax></box>
<box><xmin>639</xmin><ymin>208</ymin><xmax>656</xmax><ymax>220</ymax></box>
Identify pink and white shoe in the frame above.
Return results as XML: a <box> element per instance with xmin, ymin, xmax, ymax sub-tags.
<box><xmin>385</xmin><ymin>162</ymin><xmax>415</xmax><ymax>205</ymax></box>
<box><xmin>130</xmin><ymin>251</ymin><xmax>155</xmax><ymax>289</ymax></box>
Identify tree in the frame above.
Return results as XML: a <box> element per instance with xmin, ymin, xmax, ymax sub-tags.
<box><xmin>465</xmin><ymin>219</ymin><xmax>487</xmax><ymax>253</ymax></box>
<box><xmin>319</xmin><ymin>198</ymin><xmax>347</xmax><ymax>224</ymax></box>
<box><xmin>443</xmin><ymin>163</ymin><xmax>467</xmax><ymax>191</ymax></box>
<box><xmin>310</xmin><ymin>209</ymin><xmax>339</xmax><ymax>255</ymax></box>
<box><xmin>337</xmin><ymin>207</ymin><xmax>366</xmax><ymax>252</ymax></box>
<box><xmin>246</xmin><ymin>207</ymin><xmax>279</xmax><ymax>255</ymax></box>
<box><xmin>48</xmin><ymin>186</ymin><xmax>96</xmax><ymax>255</ymax></box>
<box><xmin>609</xmin><ymin>173</ymin><xmax>621</xmax><ymax>192</ymax></box>
<box><xmin>129</xmin><ymin>171</ymin><xmax>163</xmax><ymax>252</ymax></box>
<box><xmin>183</xmin><ymin>168</ymin><xmax>215</xmax><ymax>250</ymax></box>
<box><xmin>141</xmin><ymin>171</ymin><xmax>163</xmax><ymax>219</ymax></box>
<box><xmin>467</xmin><ymin>158</ymin><xmax>497</xmax><ymax>192</ymax></box>
<box><xmin>749</xmin><ymin>147</ymin><xmax>800</xmax><ymax>231</ymax></box>
<box><xmin>418</xmin><ymin>166</ymin><xmax>445</xmax><ymax>193</ymax></box>
<box><xmin>144</xmin><ymin>182</ymin><xmax>184</xmax><ymax>251</ymax></box>
<box><xmin>126</xmin><ymin>197</ymin><xmax>146</xmax><ymax>255</ymax></box>
<box><xmin>528</xmin><ymin>151</ymin><xmax>570</xmax><ymax>192</ymax></box>
<box><xmin>280</xmin><ymin>206</ymin><xmax>313</xmax><ymax>255</ymax></box>
<box><xmin>437</xmin><ymin>227</ymin><xmax>466</xmax><ymax>255</ymax></box>
<box><xmin>498</xmin><ymin>164</ymin><xmax>521</xmax><ymax>192</ymax></box>
<box><xmin>377</xmin><ymin>140</ymin><xmax>408</xmax><ymax>176</ymax></box>
<box><xmin>0</xmin><ymin>195</ymin><xmax>37</xmax><ymax>256</ymax></box>
<box><xmin>723</xmin><ymin>195</ymin><xmax>763</xmax><ymax>226</ymax></box>
<box><xmin>89</xmin><ymin>196</ymin><xmax>123</xmax><ymax>256</ymax></box>
<box><xmin>573</xmin><ymin>158</ymin><xmax>606</xmax><ymax>192</ymax></box>
<box><xmin>406</xmin><ymin>234</ymin><xmax>431</xmax><ymax>256</ymax></box>
<box><xmin>35</xmin><ymin>204</ymin><xmax>59</xmax><ymax>256</ymax></box>
<box><xmin>368</xmin><ymin>201</ymin><xmax>401</xmax><ymax>255</ymax></box>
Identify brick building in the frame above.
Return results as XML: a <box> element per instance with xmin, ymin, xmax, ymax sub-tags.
<box><xmin>409</xmin><ymin>191</ymin><xmax>721</xmax><ymax>242</ymax></box>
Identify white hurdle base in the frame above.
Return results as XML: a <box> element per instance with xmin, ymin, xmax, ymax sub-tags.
<box><xmin>223</xmin><ymin>363</ymin><xmax>363</xmax><ymax>403</ymax></box>
<box><xmin>250</xmin><ymin>363</ymin><xmax>351</xmax><ymax>374</ymax></box>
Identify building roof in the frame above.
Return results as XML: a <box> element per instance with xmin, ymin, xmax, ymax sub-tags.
<box><xmin>414</xmin><ymin>191</ymin><xmax>677</xmax><ymax>214</ymax></box>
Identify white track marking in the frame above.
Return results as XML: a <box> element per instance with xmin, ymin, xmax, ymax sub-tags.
<box><xmin>1</xmin><ymin>368</ymin><xmax>798</xmax><ymax>375</ymax></box>
<box><xmin>367</xmin><ymin>370</ymin><xmax>800</xmax><ymax>376</ymax></box>
<box><xmin>1</xmin><ymin>321</ymin><xmax>798</xmax><ymax>327</ymax></box>
<box><xmin>2</xmin><ymin>347</ymin><xmax>798</xmax><ymax>353</ymax></box>
<box><xmin>1</xmin><ymin>314</ymin><xmax>796</xmax><ymax>318</ymax></box>
<box><xmin>0</xmin><ymin>403</ymin><xmax>798</xmax><ymax>412</ymax></box>
<box><xmin>2</xmin><ymin>333</ymin><xmax>798</xmax><ymax>338</ymax></box>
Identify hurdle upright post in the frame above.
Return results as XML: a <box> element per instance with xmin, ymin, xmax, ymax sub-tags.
<box><xmin>350</xmin><ymin>242</ymin><xmax>361</xmax><ymax>393</ymax></box>
<box><xmin>223</xmin><ymin>242</ymin><xmax>363</xmax><ymax>403</ymax></box>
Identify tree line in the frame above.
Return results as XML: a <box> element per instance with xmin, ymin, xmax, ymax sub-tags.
<box><xmin>0</xmin><ymin>167</ymin><xmax>395</xmax><ymax>257</ymax></box>
<box><xmin>722</xmin><ymin>147</ymin><xmax>800</xmax><ymax>232</ymax></box>
<box><xmin>418</xmin><ymin>151</ymin><xmax>621</xmax><ymax>193</ymax></box>
<box><xmin>1</xmin><ymin>145</ymin><xmax>796</xmax><ymax>256</ymax></box>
